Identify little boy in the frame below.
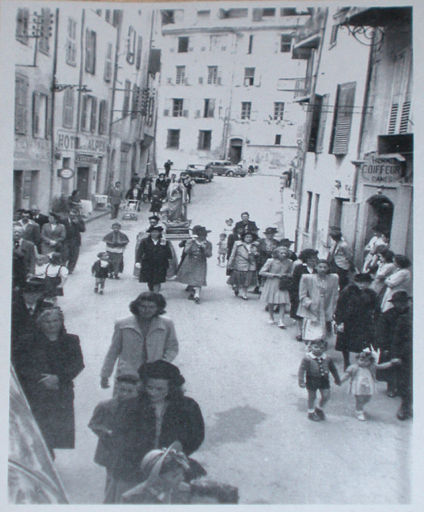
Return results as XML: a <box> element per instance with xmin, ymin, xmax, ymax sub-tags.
<box><xmin>92</xmin><ymin>252</ymin><xmax>112</xmax><ymax>294</ymax></box>
<box><xmin>217</xmin><ymin>233</ymin><xmax>227</xmax><ymax>266</ymax></box>
<box><xmin>88</xmin><ymin>374</ymin><xmax>139</xmax><ymax>504</ymax></box>
<box><xmin>298</xmin><ymin>339</ymin><xmax>341</xmax><ymax>421</ymax></box>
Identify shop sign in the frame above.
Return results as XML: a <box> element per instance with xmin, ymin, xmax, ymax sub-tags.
<box><xmin>78</xmin><ymin>135</ymin><xmax>107</xmax><ymax>154</ymax></box>
<box><xmin>58</xmin><ymin>168</ymin><xmax>74</xmax><ymax>179</ymax></box>
<box><xmin>361</xmin><ymin>154</ymin><xmax>405</xmax><ymax>184</ymax></box>
<box><xmin>57</xmin><ymin>131</ymin><xmax>79</xmax><ymax>150</ymax></box>
<box><xmin>76</xmin><ymin>153</ymin><xmax>95</xmax><ymax>164</ymax></box>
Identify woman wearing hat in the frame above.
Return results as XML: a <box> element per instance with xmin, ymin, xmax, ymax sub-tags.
<box><xmin>136</xmin><ymin>225</ymin><xmax>173</xmax><ymax>292</ymax></box>
<box><xmin>335</xmin><ymin>273</ymin><xmax>378</xmax><ymax>370</ymax></box>
<box><xmin>105</xmin><ymin>361</ymin><xmax>204</xmax><ymax>503</ymax></box>
<box><xmin>176</xmin><ymin>226</ymin><xmax>213</xmax><ymax>303</ymax></box>
<box><xmin>227</xmin><ymin>231</ymin><xmax>259</xmax><ymax>300</ymax></box>
<box><xmin>103</xmin><ymin>222</ymin><xmax>130</xmax><ymax>279</ymax></box>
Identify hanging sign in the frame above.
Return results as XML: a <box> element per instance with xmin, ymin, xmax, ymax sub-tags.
<box><xmin>58</xmin><ymin>168</ymin><xmax>74</xmax><ymax>179</ymax></box>
<box><xmin>361</xmin><ymin>154</ymin><xmax>405</xmax><ymax>184</ymax></box>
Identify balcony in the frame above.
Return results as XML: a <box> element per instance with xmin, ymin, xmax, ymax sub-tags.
<box><xmin>277</xmin><ymin>76</ymin><xmax>312</xmax><ymax>100</ymax></box>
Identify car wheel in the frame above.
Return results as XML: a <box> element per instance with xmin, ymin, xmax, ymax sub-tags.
<box><xmin>227</xmin><ymin>171</ymin><xmax>234</xmax><ymax>177</ymax></box>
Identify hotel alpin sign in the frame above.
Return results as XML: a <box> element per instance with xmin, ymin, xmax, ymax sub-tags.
<box><xmin>360</xmin><ymin>153</ymin><xmax>405</xmax><ymax>184</ymax></box>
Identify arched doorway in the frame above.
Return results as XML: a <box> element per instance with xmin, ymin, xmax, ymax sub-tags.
<box><xmin>365</xmin><ymin>194</ymin><xmax>394</xmax><ymax>241</ymax></box>
<box><xmin>228</xmin><ymin>138</ymin><xmax>243</xmax><ymax>164</ymax></box>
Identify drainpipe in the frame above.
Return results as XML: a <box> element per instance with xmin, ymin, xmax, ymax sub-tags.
<box><xmin>49</xmin><ymin>8</ymin><xmax>59</xmax><ymax>208</ymax></box>
<box><xmin>294</xmin><ymin>8</ymin><xmax>328</xmax><ymax>252</ymax></box>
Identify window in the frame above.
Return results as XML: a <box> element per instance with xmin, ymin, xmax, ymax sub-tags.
<box><xmin>241</xmin><ymin>102</ymin><xmax>251</xmax><ymax>120</ymax></box>
<box><xmin>248</xmin><ymin>35</ymin><xmax>253</xmax><ymax>54</ymax></box>
<box><xmin>178</xmin><ymin>37</ymin><xmax>189</xmax><ymax>53</ymax></box>
<box><xmin>62</xmin><ymin>88</ymin><xmax>74</xmax><ymax>128</ymax></box>
<box><xmin>131</xmin><ymin>84</ymin><xmax>140</xmax><ymax>119</ymax></box>
<box><xmin>33</xmin><ymin>92</ymin><xmax>49</xmax><ymax>138</ymax></box>
<box><xmin>167</xmin><ymin>129</ymin><xmax>180</xmax><ymax>148</ymax></box>
<box><xmin>104</xmin><ymin>42</ymin><xmax>113</xmax><ymax>82</ymax></box>
<box><xmin>197</xmin><ymin>10</ymin><xmax>210</xmax><ymax>20</ymax></box>
<box><xmin>123</xmin><ymin>80</ymin><xmax>131</xmax><ymax>117</ymax></box>
<box><xmin>161</xmin><ymin>10</ymin><xmax>175</xmax><ymax>25</ymax></box>
<box><xmin>85</xmin><ymin>29</ymin><xmax>96</xmax><ymax>74</ymax></box>
<box><xmin>244</xmin><ymin>68</ymin><xmax>255</xmax><ymax>86</ymax></box>
<box><xmin>198</xmin><ymin>130</ymin><xmax>212</xmax><ymax>150</ymax></box>
<box><xmin>15</xmin><ymin>74</ymin><xmax>29</xmax><ymax>135</ymax></box>
<box><xmin>105</xmin><ymin>10</ymin><xmax>112</xmax><ymax>24</ymax></box>
<box><xmin>98</xmin><ymin>100</ymin><xmax>108</xmax><ymax>135</ymax></box>
<box><xmin>275</xmin><ymin>134</ymin><xmax>281</xmax><ymax>145</ymax></box>
<box><xmin>305</xmin><ymin>191</ymin><xmax>313</xmax><ymax>232</ymax></box>
<box><xmin>274</xmin><ymin>102</ymin><xmax>285</xmax><ymax>120</ymax></box>
<box><xmin>81</xmin><ymin>95</ymin><xmax>97</xmax><ymax>132</ymax></box>
<box><xmin>207</xmin><ymin>66</ymin><xmax>218</xmax><ymax>84</ymax></box>
<box><xmin>127</xmin><ymin>26</ymin><xmax>136</xmax><ymax>64</ymax></box>
<box><xmin>280</xmin><ymin>34</ymin><xmax>292</xmax><ymax>53</ymax></box>
<box><xmin>172</xmin><ymin>99</ymin><xmax>184</xmax><ymax>117</ymax></box>
<box><xmin>329</xmin><ymin>25</ymin><xmax>338</xmax><ymax>49</ymax></box>
<box><xmin>219</xmin><ymin>8</ymin><xmax>248</xmax><ymax>19</ymax></box>
<box><xmin>66</xmin><ymin>18</ymin><xmax>77</xmax><ymax>66</ymax></box>
<box><xmin>329</xmin><ymin>82</ymin><xmax>356</xmax><ymax>155</ymax></box>
<box><xmin>308</xmin><ymin>93</ymin><xmax>329</xmax><ymax>153</ymax></box>
<box><xmin>38</xmin><ymin>8</ymin><xmax>52</xmax><ymax>54</ymax></box>
<box><xmin>176</xmin><ymin>66</ymin><xmax>186</xmax><ymax>84</ymax></box>
<box><xmin>253</xmin><ymin>8</ymin><xmax>275</xmax><ymax>21</ymax></box>
<box><xmin>16</xmin><ymin>8</ymin><xmax>29</xmax><ymax>43</ymax></box>
<box><xmin>203</xmin><ymin>99</ymin><xmax>215</xmax><ymax>118</ymax></box>
<box><xmin>136</xmin><ymin>36</ymin><xmax>143</xmax><ymax>70</ymax></box>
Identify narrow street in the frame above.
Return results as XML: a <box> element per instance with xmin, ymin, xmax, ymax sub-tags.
<box><xmin>54</xmin><ymin>174</ymin><xmax>410</xmax><ymax>504</ymax></box>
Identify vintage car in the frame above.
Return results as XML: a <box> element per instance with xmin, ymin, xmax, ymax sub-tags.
<box><xmin>205</xmin><ymin>161</ymin><xmax>247</xmax><ymax>177</ymax></box>
<box><xmin>184</xmin><ymin>164</ymin><xmax>214</xmax><ymax>183</ymax></box>
<box><xmin>8</xmin><ymin>367</ymin><xmax>68</xmax><ymax>504</ymax></box>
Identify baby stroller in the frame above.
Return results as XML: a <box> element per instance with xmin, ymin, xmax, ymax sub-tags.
<box><xmin>122</xmin><ymin>199</ymin><xmax>140</xmax><ymax>220</ymax></box>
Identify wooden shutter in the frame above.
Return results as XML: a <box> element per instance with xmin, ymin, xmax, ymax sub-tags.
<box><xmin>330</xmin><ymin>82</ymin><xmax>356</xmax><ymax>155</ymax></box>
<box><xmin>131</xmin><ymin>84</ymin><xmax>139</xmax><ymax>118</ymax></box>
<box><xmin>99</xmin><ymin>100</ymin><xmax>108</xmax><ymax>135</ymax></box>
<box><xmin>399</xmin><ymin>100</ymin><xmax>411</xmax><ymax>134</ymax></box>
<box><xmin>208</xmin><ymin>98</ymin><xmax>215</xmax><ymax>117</ymax></box>
<box><xmin>63</xmin><ymin>88</ymin><xmax>74</xmax><ymax>128</ymax></box>
<box><xmin>15</xmin><ymin>75</ymin><xmax>28</xmax><ymax>134</ymax></box>
<box><xmin>85</xmin><ymin>30</ymin><xmax>96</xmax><ymax>74</ymax></box>
<box><xmin>127</xmin><ymin>26</ymin><xmax>136</xmax><ymax>64</ymax></box>
<box><xmin>307</xmin><ymin>94</ymin><xmax>322</xmax><ymax>152</ymax></box>
<box><xmin>90</xmin><ymin>97</ymin><xmax>97</xmax><ymax>133</ymax></box>
<box><xmin>32</xmin><ymin>92</ymin><xmax>40</xmax><ymax>137</ymax></box>
<box><xmin>136</xmin><ymin>36</ymin><xmax>142</xmax><ymax>69</ymax></box>
<box><xmin>316</xmin><ymin>93</ymin><xmax>330</xmax><ymax>154</ymax></box>
<box><xmin>81</xmin><ymin>95</ymin><xmax>87</xmax><ymax>131</ymax></box>
<box><xmin>388</xmin><ymin>103</ymin><xmax>398</xmax><ymax>134</ymax></box>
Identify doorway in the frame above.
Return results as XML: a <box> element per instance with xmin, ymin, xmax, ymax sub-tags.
<box><xmin>228</xmin><ymin>138</ymin><xmax>243</xmax><ymax>164</ymax></box>
<box><xmin>77</xmin><ymin>167</ymin><xmax>90</xmax><ymax>200</ymax></box>
<box><xmin>365</xmin><ymin>194</ymin><xmax>394</xmax><ymax>241</ymax></box>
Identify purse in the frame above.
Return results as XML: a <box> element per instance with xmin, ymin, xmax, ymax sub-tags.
<box><xmin>279</xmin><ymin>274</ymin><xmax>293</xmax><ymax>291</ymax></box>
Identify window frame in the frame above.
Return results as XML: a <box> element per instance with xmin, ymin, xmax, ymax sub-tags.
<box><xmin>15</xmin><ymin>74</ymin><xmax>29</xmax><ymax>135</ymax></box>
<box><xmin>280</xmin><ymin>34</ymin><xmax>292</xmax><ymax>53</ymax></box>
<box><xmin>178</xmin><ymin>36</ymin><xmax>189</xmax><ymax>53</ymax></box>
<box><xmin>176</xmin><ymin>66</ymin><xmax>186</xmax><ymax>84</ymax></box>
<box><xmin>127</xmin><ymin>26</ymin><xmax>136</xmax><ymax>65</ymax></box>
<box><xmin>167</xmin><ymin>129</ymin><xmax>180</xmax><ymax>149</ymax></box>
<box><xmin>32</xmin><ymin>92</ymin><xmax>49</xmax><ymax>139</ymax></box>
<box><xmin>198</xmin><ymin>130</ymin><xmax>212</xmax><ymax>150</ymax></box>
<box><xmin>85</xmin><ymin>28</ymin><xmax>97</xmax><ymax>74</ymax></box>
<box><xmin>244</xmin><ymin>67</ymin><xmax>255</xmax><ymax>87</ymax></box>
<box><xmin>16</xmin><ymin>8</ymin><xmax>29</xmax><ymax>44</ymax></box>
<box><xmin>273</xmin><ymin>102</ymin><xmax>285</xmax><ymax>121</ymax></box>
<box><xmin>66</xmin><ymin>17</ymin><xmax>77</xmax><ymax>66</ymax></box>
<box><xmin>172</xmin><ymin>98</ymin><xmax>184</xmax><ymax>117</ymax></box>
<box><xmin>241</xmin><ymin>102</ymin><xmax>252</xmax><ymax>120</ymax></box>
<box><xmin>207</xmin><ymin>66</ymin><xmax>218</xmax><ymax>85</ymax></box>
<box><xmin>122</xmin><ymin>80</ymin><xmax>131</xmax><ymax>118</ymax></box>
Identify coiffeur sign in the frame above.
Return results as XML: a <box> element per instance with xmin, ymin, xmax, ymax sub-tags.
<box><xmin>361</xmin><ymin>154</ymin><xmax>405</xmax><ymax>184</ymax></box>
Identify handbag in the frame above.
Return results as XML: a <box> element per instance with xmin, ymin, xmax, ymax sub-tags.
<box><xmin>226</xmin><ymin>267</ymin><xmax>233</xmax><ymax>276</ymax></box>
<box><xmin>279</xmin><ymin>274</ymin><xmax>293</xmax><ymax>291</ymax></box>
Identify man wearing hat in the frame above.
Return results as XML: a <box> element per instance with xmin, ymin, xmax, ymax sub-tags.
<box><xmin>103</xmin><ymin>222</ymin><xmax>130</xmax><ymax>279</ymax></box>
<box><xmin>136</xmin><ymin>225</ymin><xmax>172</xmax><ymax>292</ymax></box>
<box><xmin>327</xmin><ymin>227</ymin><xmax>354</xmax><ymax>289</ymax></box>
<box><xmin>335</xmin><ymin>273</ymin><xmax>377</xmax><ymax>370</ymax></box>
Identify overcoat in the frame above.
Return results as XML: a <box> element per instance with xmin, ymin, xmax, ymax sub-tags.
<box><xmin>136</xmin><ymin>236</ymin><xmax>172</xmax><ymax>285</ymax></box>
<box><xmin>15</xmin><ymin>329</ymin><xmax>84</xmax><ymax>449</ymax></box>
<box><xmin>176</xmin><ymin>239</ymin><xmax>212</xmax><ymax>286</ymax></box>
<box><xmin>40</xmin><ymin>223</ymin><xmax>66</xmax><ymax>255</ymax></box>
<box><xmin>297</xmin><ymin>273</ymin><xmax>339</xmax><ymax>322</ymax></box>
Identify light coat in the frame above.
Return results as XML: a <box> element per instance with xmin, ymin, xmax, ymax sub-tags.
<box><xmin>228</xmin><ymin>241</ymin><xmax>257</xmax><ymax>272</ymax></box>
<box><xmin>297</xmin><ymin>273</ymin><xmax>339</xmax><ymax>322</ymax></box>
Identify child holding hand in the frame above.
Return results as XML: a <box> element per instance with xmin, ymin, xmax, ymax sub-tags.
<box><xmin>298</xmin><ymin>339</ymin><xmax>341</xmax><ymax>421</ymax></box>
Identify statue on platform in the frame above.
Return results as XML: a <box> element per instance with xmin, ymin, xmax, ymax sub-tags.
<box><xmin>164</xmin><ymin>178</ymin><xmax>189</xmax><ymax>224</ymax></box>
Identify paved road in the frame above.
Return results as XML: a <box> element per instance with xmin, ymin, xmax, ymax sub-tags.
<box><xmin>53</xmin><ymin>174</ymin><xmax>410</xmax><ymax>504</ymax></box>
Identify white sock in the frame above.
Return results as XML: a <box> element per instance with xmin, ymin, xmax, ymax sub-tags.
<box><xmin>308</xmin><ymin>409</ymin><xmax>315</xmax><ymax>414</ymax></box>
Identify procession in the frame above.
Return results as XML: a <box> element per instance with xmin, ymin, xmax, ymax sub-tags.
<box><xmin>7</xmin><ymin>2</ymin><xmax>413</xmax><ymax>506</ymax></box>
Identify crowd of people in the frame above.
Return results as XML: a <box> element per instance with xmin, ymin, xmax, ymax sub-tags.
<box><xmin>10</xmin><ymin>175</ymin><xmax>413</xmax><ymax>503</ymax></box>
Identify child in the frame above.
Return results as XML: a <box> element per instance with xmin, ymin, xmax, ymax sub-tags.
<box><xmin>150</xmin><ymin>188</ymin><xmax>163</xmax><ymax>215</ymax></box>
<box><xmin>217</xmin><ymin>233</ymin><xmax>227</xmax><ymax>266</ymax></box>
<box><xmin>36</xmin><ymin>252</ymin><xmax>69</xmax><ymax>304</ymax></box>
<box><xmin>298</xmin><ymin>339</ymin><xmax>341</xmax><ymax>421</ymax></box>
<box><xmin>223</xmin><ymin>218</ymin><xmax>234</xmax><ymax>233</ymax></box>
<box><xmin>92</xmin><ymin>252</ymin><xmax>112</xmax><ymax>294</ymax></box>
<box><xmin>339</xmin><ymin>348</ymin><xmax>396</xmax><ymax>421</ymax></box>
<box><xmin>88</xmin><ymin>374</ymin><xmax>139</xmax><ymax>504</ymax></box>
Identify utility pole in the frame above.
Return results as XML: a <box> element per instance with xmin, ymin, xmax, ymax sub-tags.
<box><xmin>49</xmin><ymin>8</ymin><xmax>59</xmax><ymax>208</ymax></box>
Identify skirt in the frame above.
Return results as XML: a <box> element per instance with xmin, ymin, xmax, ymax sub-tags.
<box><xmin>227</xmin><ymin>270</ymin><xmax>257</xmax><ymax>288</ymax></box>
<box><xmin>260</xmin><ymin>276</ymin><xmax>290</xmax><ymax>304</ymax></box>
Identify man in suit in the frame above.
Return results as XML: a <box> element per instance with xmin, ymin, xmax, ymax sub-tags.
<box><xmin>234</xmin><ymin>212</ymin><xmax>259</xmax><ymax>235</ymax></box>
<box><xmin>108</xmin><ymin>181</ymin><xmax>124</xmax><ymax>219</ymax></box>
<box><xmin>13</xmin><ymin>224</ymin><xmax>37</xmax><ymax>286</ymax></box>
<box><xmin>17</xmin><ymin>210</ymin><xmax>41</xmax><ymax>248</ymax></box>
<box><xmin>30</xmin><ymin>205</ymin><xmax>49</xmax><ymax>230</ymax></box>
<box><xmin>62</xmin><ymin>209</ymin><xmax>86</xmax><ymax>274</ymax></box>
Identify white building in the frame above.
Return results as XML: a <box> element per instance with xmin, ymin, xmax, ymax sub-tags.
<box><xmin>155</xmin><ymin>5</ymin><xmax>312</xmax><ymax>173</ymax></box>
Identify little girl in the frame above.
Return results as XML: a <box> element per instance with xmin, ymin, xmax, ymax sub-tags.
<box><xmin>217</xmin><ymin>233</ymin><xmax>227</xmax><ymax>266</ymax></box>
<box><xmin>92</xmin><ymin>252</ymin><xmax>112</xmax><ymax>294</ymax></box>
<box><xmin>340</xmin><ymin>348</ymin><xmax>396</xmax><ymax>421</ymax></box>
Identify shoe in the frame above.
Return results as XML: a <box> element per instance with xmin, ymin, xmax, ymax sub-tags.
<box><xmin>94</xmin><ymin>287</ymin><xmax>98</xmax><ymax>293</ymax></box>
<box><xmin>268</xmin><ymin>319</ymin><xmax>275</xmax><ymax>324</ymax></box>
<box><xmin>241</xmin><ymin>296</ymin><xmax>249</xmax><ymax>301</ymax></box>
<box><xmin>296</xmin><ymin>335</ymin><xmax>303</xmax><ymax>342</ymax></box>
<box><xmin>194</xmin><ymin>297</ymin><xmax>200</xmax><ymax>304</ymax></box>
<box><xmin>252</xmin><ymin>287</ymin><xmax>261</xmax><ymax>295</ymax></box>
<box><xmin>188</xmin><ymin>294</ymin><xmax>195</xmax><ymax>300</ymax></box>
<box><xmin>308</xmin><ymin>412</ymin><xmax>321</xmax><ymax>422</ymax></box>
<box><xmin>233</xmin><ymin>289</ymin><xmax>239</xmax><ymax>297</ymax></box>
<box><xmin>314</xmin><ymin>408</ymin><xmax>326</xmax><ymax>420</ymax></box>
<box><xmin>356</xmin><ymin>411</ymin><xmax>365</xmax><ymax>421</ymax></box>
<box><xmin>99</xmin><ymin>290</ymin><xmax>104</xmax><ymax>295</ymax></box>
<box><xmin>265</xmin><ymin>305</ymin><xmax>269</xmax><ymax>312</ymax></box>
<box><xmin>278</xmin><ymin>320</ymin><xmax>286</xmax><ymax>329</ymax></box>
<box><xmin>114</xmin><ymin>275</ymin><xmax>120</xmax><ymax>280</ymax></box>
<box><xmin>397</xmin><ymin>407</ymin><xmax>413</xmax><ymax>421</ymax></box>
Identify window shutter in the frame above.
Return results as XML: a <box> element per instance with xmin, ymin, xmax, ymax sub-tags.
<box><xmin>85</xmin><ymin>29</ymin><xmax>91</xmax><ymax>73</ymax></box>
<box><xmin>183</xmin><ymin>99</ymin><xmax>189</xmax><ymax>117</ymax></box>
<box><xmin>316</xmin><ymin>93</ymin><xmax>329</xmax><ymax>154</ymax></box>
<box><xmin>45</xmin><ymin>96</ymin><xmax>51</xmax><ymax>139</ymax></box>
<box><xmin>81</xmin><ymin>95</ymin><xmax>87</xmax><ymax>130</ymax></box>
<box><xmin>127</xmin><ymin>26</ymin><xmax>136</xmax><ymax>64</ymax></box>
<box><xmin>90</xmin><ymin>97</ymin><xmax>97</xmax><ymax>133</ymax></box>
<box><xmin>208</xmin><ymin>98</ymin><xmax>215</xmax><ymax>117</ymax></box>
<box><xmin>32</xmin><ymin>92</ymin><xmax>40</xmax><ymax>137</ymax></box>
<box><xmin>195</xmin><ymin>110</ymin><xmax>201</xmax><ymax>118</ymax></box>
<box><xmin>399</xmin><ymin>100</ymin><xmax>411</xmax><ymax>134</ymax></box>
<box><xmin>15</xmin><ymin>75</ymin><xmax>28</xmax><ymax>134</ymax></box>
<box><xmin>388</xmin><ymin>103</ymin><xmax>398</xmax><ymax>135</ymax></box>
<box><xmin>330</xmin><ymin>82</ymin><xmax>356</xmax><ymax>155</ymax></box>
<box><xmin>198</xmin><ymin>77</ymin><xmax>203</xmax><ymax>84</ymax></box>
<box><xmin>136</xmin><ymin>36</ymin><xmax>142</xmax><ymax>69</ymax></box>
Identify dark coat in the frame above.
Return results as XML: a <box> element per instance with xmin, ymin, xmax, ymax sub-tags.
<box><xmin>234</xmin><ymin>220</ymin><xmax>259</xmax><ymax>234</ymax></box>
<box><xmin>111</xmin><ymin>394</ymin><xmax>205</xmax><ymax>482</ymax></box>
<box><xmin>136</xmin><ymin>237</ymin><xmax>172</xmax><ymax>285</ymax></box>
<box><xmin>14</xmin><ymin>239</ymin><xmax>36</xmax><ymax>277</ymax></box>
<box><xmin>14</xmin><ymin>329</ymin><xmax>84</xmax><ymax>449</ymax></box>
<box><xmin>257</xmin><ymin>238</ymin><xmax>279</xmax><ymax>270</ymax></box>
<box><xmin>391</xmin><ymin>308</ymin><xmax>412</xmax><ymax>398</ymax></box>
<box><xmin>19</xmin><ymin>221</ymin><xmax>41</xmax><ymax>247</ymax></box>
<box><xmin>88</xmin><ymin>397</ymin><xmax>120</xmax><ymax>468</ymax></box>
<box><xmin>63</xmin><ymin>217</ymin><xmax>86</xmax><ymax>247</ymax></box>
<box><xmin>125</xmin><ymin>187</ymin><xmax>143</xmax><ymax>201</ymax></box>
<box><xmin>335</xmin><ymin>285</ymin><xmax>377</xmax><ymax>354</ymax></box>
<box><xmin>31</xmin><ymin>212</ymin><xmax>49</xmax><ymax>230</ymax></box>
<box><xmin>290</xmin><ymin>264</ymin><xmax>314</xmax><ymax>318</ymax></box>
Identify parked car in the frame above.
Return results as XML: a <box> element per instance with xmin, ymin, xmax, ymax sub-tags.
<box><xmin>205</xmin><ymin>161</ymin><xmax>247</xmax><ymax>177</ymax></box>
<box><xmin>184</xmin><ymin>164</ymin><xmax>214</xmax><ymax>183</ymax></box>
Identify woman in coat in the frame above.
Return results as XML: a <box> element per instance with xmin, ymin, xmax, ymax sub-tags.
<box><xmin>380</xmin><ymin>254</ymin><xmax>412</xmax><ymax>313</ymax></box>
<box><xmin>40</xmin><ymin>212</ymin><xmax>66</xmax><ymax>256</ymax></box>
<box><xmin>176</xmin><ymin>225</ymin><xmax>213</xmax><ymax>303</ymax></box>
<box><xmin>297</xmin><ymin>259</ymin><xmax>339</xmax><ymax>343</ymax></box>
<box><xmin>136</xmin><ymin>226</ymin><xmax>172</xmax><ymax>292</ymax></box>
<box><xmin>14</xmin><ymin>307</ymin><xmax>84</xmax><ymax>454</ymax></box>
<box><xmin>335</xmin><ymin>273</ymin><xmax>378</xmax><ymax>370</ymax></box>
<box><xmin>227</xmin><ymin>232</ymin><xmax>259</xmax><ymax>300</ymax></box>
<box><xmin>105</xmin><ymin>361</ymin><xmax>205</xmax><ymax>503</ymax></box>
